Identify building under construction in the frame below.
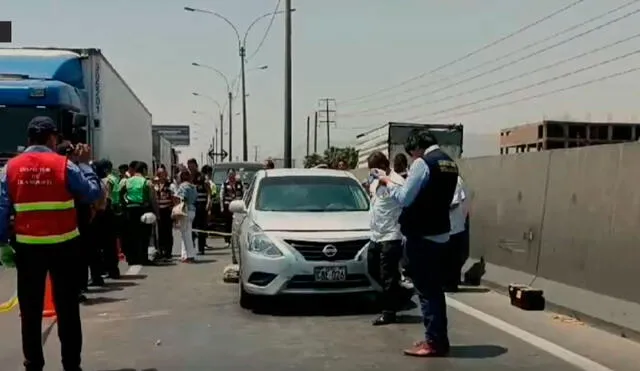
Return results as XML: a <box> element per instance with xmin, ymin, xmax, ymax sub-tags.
<box><xmin>499</xmin><ymin>120</ymin><xmax>640</xmax><ymax>154</ymax></box>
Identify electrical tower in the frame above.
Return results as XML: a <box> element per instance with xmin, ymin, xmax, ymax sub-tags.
<box><xmin>317</xmin><ymin>98</ymin><xmax>336</xmax><ymax>150</ymax></box>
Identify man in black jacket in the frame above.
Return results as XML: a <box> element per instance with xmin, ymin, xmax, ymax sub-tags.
<box><xmin>377</xmin><ymin>130</ymin><xmax>458</xmax><ymax>357</ymax></box>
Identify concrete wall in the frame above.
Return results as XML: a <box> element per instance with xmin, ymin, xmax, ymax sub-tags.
<box><xmin>460</xmin><ymin>142</ymin><xmax>640</xmax><ymax>335</ymax></box>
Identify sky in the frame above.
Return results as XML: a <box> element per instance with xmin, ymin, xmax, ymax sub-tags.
<box><xmin>3</xmin><ymin>0</ymin><xmax>640</xmax><ymax>163</ymax></box>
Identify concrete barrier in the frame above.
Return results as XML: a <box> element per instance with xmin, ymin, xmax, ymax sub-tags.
<box><xmin>460</xmin><ymin>142</ymin><xmax>640</xmax><ymax>336</ymax></box>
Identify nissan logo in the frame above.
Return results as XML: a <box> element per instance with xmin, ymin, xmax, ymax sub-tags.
<box><xmin>322</xmin><ymin>245</ymin><xmax>338</xmax><ymax>258</ymax></box>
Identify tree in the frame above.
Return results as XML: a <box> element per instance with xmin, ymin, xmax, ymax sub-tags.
<box><xmin>303</xmin><ymin>153</ymin><xmax>324</xmax><ymax>168</ymax></box>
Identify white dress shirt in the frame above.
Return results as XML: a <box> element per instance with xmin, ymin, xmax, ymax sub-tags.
<box><xmin>449</xmin><ymin>175</ymin><xmax>469</xmax><ymax>235</ymax></box>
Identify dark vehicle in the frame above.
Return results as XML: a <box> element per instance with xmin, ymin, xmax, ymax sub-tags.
<box><xmin>211</xmin><ymin>162</ymin><xmax>264</xmax><ymax>189</ymax></box>
<box><xmin>209</xmin><ymin>162</ymin><xmax>265</xmax><ymax>235</ymax></box>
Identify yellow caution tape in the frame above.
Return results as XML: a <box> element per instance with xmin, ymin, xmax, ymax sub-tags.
<box><xmin>0</xmin><ymin>289</ymin><xmax>18</xmax><ymax>313</ymax></box>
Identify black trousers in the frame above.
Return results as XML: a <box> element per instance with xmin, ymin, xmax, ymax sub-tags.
<box><xmin>158</xmin><ymin>207</ymin><xmax>174</xmax><ymax>258</ymax></box>
<box><xmin>15</xmin><ymin>239</ymin><xmax>83</xmax><ymax>371</ymax></box>
<box><xmin>192</xmin><ymin>203</ymin><xmax>207</xmax><ymax>253</ymax></box>
<box><xmin>367</xmin><ymin>239</ymin><xmax>405</xmax><ymax>313</ymax></box>
<box><xmin>94</xmin><ymin>208</ymin><xmax>119</xmax><ymax>276</ymax></box>
<box><xmin>444</xmin><ymin>229</ymin><xmax>470</xmax><ymax>289</ymax></box>
<box><xmin>122</xmin><ymin>207</ymin><xmax>152</xmax><ymax>265</ymax></box>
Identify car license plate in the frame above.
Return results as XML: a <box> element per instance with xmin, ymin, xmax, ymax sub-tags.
<box><xmin>314</xmin><ymin>266</ymin><xmax>347</xmax><ymax>281</ymax></box>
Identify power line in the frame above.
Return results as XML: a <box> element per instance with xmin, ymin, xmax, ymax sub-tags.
<box><xmin>421</xmin><ymin>66</ymin><xmax>640</xmax><ymax>121</ymax></box>
<box><xmin>337</xmin><ymin>0</ymin><xmax>586</xmax><ymax>104</ymax></box>
<box><xmin>347</xmin><ymin>31</ymin><xmax>640</xmax><ymax>119</ymax></box>
<box><xmin>402</xmin><ymin>47</ymin><xmax>640</xmax><ymax>121</ymax></box>
<box><xmin>341</xmin><ymin>0</ymin><xmax>640</xmax><ymax>110</ymax></box>
<box><xmin>247</xmin><ymin>0</ymin><xmax>281</xmax><ymax>61</ymax></box>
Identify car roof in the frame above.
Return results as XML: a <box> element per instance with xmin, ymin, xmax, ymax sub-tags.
<box><xmin>260</xmin><ymin>168</ymin><xmax>354</xmax><ymax>178</ymax></box>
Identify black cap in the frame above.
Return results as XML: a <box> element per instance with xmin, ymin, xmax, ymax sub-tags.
<box><xmin>27</xmin><ymin>116</ymin><xmax>57</xmax><ymax>136</ymax></box>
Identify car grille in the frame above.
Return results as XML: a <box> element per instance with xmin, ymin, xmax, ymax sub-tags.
<box><xmin>286</xmin><ymin>274</ymin><xmax>371</xmax><ymax>290</ymax></box>
<box><xmin>284</xmin><ymin>239</ymin><xmax>369</xmax><ymax>261</ymax></box>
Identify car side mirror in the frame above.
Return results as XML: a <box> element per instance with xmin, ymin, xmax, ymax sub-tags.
<box><xmin>229</xmin><ymin>200</ymin><xmax>247</xmax><ymax>214</ymax></box>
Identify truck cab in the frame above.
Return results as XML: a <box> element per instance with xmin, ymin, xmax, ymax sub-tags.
<box><xmin>0</xmin><ymin>49</ymin><xmax>89</xmax><ymax>163</ymax></box>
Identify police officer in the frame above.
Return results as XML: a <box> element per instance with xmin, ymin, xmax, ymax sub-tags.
<box><xmin>120</xmin><ymin>161</ymin><xmax>156</xmax><ymax>265</ymax></box>
<box><xmin>0</xmin><ymin>116</ymin><xmax>102</xmax><ymax>371</ymax></box>
<box><xmin>378</xmin><ymin>129</ymin><xmax>458</xmax><ymax>357</ymax></box>
<box><xmin>187</xmin><ymin>159</ymin><xmax>209</xmax><ymax>255</ymax></box>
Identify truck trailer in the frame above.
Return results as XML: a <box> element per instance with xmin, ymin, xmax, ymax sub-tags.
<box><xmin>354</xmin><ymin>122</ymin><xmax>464</xmax><ymax>169</ymax></box>
<box><xmin>0</xmin><ymin>48</ymin><xmax>152</xmax><ymax>167</ymax></box>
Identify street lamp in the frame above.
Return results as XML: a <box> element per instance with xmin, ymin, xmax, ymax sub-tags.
<box><xmin>191</xmin><ymin>63</ymin><xmax>268</xmax><ymax>162</ymax></box>
<box><xmin>185</xmin><ymin>6</ymin><xmax>289</xmax><ymax>161</ymax></box>
<box><xmin>193</xmin><ymin>92</ymin><xmax>224</xmax><ymax>161</ymax></box>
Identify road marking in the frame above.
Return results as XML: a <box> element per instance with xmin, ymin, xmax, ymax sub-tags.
<box><xmin>447</xmin><ymin>297</ymin><xmax>614</xmax><ymax>371</ymax></box>
<box><xmin>125</xmin><ymin>264</ymin><xmax>142</xmax><ymax>276</ymax></box>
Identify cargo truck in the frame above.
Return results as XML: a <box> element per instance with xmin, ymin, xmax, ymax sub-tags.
<box><xmin>0</xmin><ymin>47</ymin><xmax>152</xmax><ymax>167</ymax></box>
<box><xmin>354</xmin><ymin>122</ymin><xmax>463</xmax><ymax>169</ymax></box>
<box><xmin>152</xmin><ymin>132</ymin><xmax>175</xmax><ymax>171</ymax></box>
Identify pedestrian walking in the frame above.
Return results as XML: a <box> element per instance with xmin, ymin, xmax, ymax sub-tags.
<box><xmin>120</xmin><ymin>161</ymin><xmax>156</xmax><ymax>265</ymax></box>
<box><xmin>187</xmin><ymin>159</ymin><xmax>209</xmax><ymax>255</ymax></box>
<box><xmin>94</xmin><ymin>159</ymin><xmax>121</xmax><ymax>279</ymax></box>
<box><xmin>378</xmin><ymin>129</ymin><xmax>458</xmax><ymax>357</ymax></box>
<box><xmin>0</xmin><ymin>116</ymin><xmax>103</xmax><ymax>371</ymax></box>
<box><xmin>154</xmin><ymin>166</ymin><xmax>174</xmax><ymax>260</ymax></box>
<box><xmin>220</xmin><ymin>169</ymin><xmax>244</xmax><ymax>244</ymax></box>
<box><xmin>174</xmin><ymin>170</ymin><xmax>197</xmax><ymax>262</ymax></box>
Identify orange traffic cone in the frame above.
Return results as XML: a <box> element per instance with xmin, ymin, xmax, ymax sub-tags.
<box><xmin>42</xmin><ymin>274</ymin><xmax>56</xmax><ymax>318</ymax></box>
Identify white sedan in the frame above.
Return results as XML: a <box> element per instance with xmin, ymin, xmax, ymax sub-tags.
<box><xmin>229</xmin><ymin>168</ymin><xmax>376</xmax><ymax>309</ymax></box>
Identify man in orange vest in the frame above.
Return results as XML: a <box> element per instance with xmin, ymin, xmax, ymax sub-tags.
<box><xmin>0</xmin><ymin>116</ymin><xmax>103</xmax><ymax>371</ymax></box>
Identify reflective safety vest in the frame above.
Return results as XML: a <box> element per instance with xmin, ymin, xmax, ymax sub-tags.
<box><xmin>193</xmin><ymin>172</ymin><xmax>208</xmax><ymax>204</ymax></box>
<box><xmin>106</xmin><ymin>173</ymin><xmax>121</xmax><ymax>205</ymax></box>
<box><xmin>124</xmin><ymin>175</ymin><xmax>148</xmax><ymax>207</ymax></box>
<box><xmin>6</xmin><ymin>152</ymin><xmax>79</xmax><ymax>245</ymax></box>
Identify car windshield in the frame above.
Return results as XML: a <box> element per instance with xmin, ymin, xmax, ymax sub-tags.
<box><xmin>255</xmin><ymin>176</ymin><xmax>370</xmax><ymax>212</ymax></box>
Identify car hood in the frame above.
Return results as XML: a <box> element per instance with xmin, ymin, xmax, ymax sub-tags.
<box><xmin>252</xmin><ymin>211</ymin><xmax>370</xmax><ymax>232</ymax></box>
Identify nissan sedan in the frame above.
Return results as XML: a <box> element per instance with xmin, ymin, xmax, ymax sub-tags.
<box><xmin>229</xmin><ymin>168</ymin><xmax>376</xmax><ymax>309</ymax></box>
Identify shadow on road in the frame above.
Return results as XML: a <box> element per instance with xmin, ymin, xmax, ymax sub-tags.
<box><xmin>253</xmin><ymin>294</ymin><xmax>385</xmax><ymax>317</ymax></box>
<box><xmin>448</xmin><ymin>344</ymin><xmax>508</xmax><ymax>359</ymax></box>
<box><xmin>449</xmin><ymin>287</ymin><xmax>491</xmax><ymax>294</ymax></box>
<box><xmin>98</xmin><ymin>368</ymin><xmax>158</xmax><ymax>371</ymax></box>
<box><xmin>120</xmin><ymin>274</ymin><xmax>147</xmax><ymax>280</ymax></box>
<box><xmin>193</xmin><ymin>258</ymin><xmax>217</xmax><ymax>264</ymax></box>
<box><xmin>83</xmin><ymin>297</ymin><xmax>128</xmax><ymax>306</ymax></box>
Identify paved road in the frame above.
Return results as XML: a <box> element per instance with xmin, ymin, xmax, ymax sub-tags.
<box><xmin>1</xmin><ymin>238</ymin><xmax>639</xmax><ymax>370</ymax></box>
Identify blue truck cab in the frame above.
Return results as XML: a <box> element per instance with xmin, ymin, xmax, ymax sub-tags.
<box><xmin>0</xmin><ymin>48</ymin><xmax>89</xmax><ymax>162</ymax></box>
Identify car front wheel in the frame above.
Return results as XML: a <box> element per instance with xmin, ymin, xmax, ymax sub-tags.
<box><xmin>239</xmin><ymin>283</ymin><xmax>255</xmax><ymax>309</ymax></box>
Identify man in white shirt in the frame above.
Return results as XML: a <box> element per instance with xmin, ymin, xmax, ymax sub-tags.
<box><xmin>445</xmin><ymin>175</ymin><xmax>470</xmax><ymax>292</ymax></box>
<box><xmin>367</xmin><ymin>151</ymin><xmax>408</xmax><ymax>326</ymax></box>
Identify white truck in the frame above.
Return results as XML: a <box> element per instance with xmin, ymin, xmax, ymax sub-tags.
<box><xmin>0</xmin><ymin>47</ymin><xmax>152</xmax><ymax>166</ymax></box>
<box><xmin>354</xmin><ymin>122</ymin><xmax>464</xmax><ymax>169</ymax></box>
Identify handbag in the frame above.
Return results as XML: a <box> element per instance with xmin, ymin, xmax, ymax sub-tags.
<box><xmin>171</xmin><ymin>201</ymin><xmax>188</xmax><ymax>219</ymax></box>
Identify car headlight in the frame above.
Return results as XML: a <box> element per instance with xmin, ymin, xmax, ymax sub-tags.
<box><xmin>247</xmin><ymin>226</ymin><xmax>283</xmax><ymax>258</ymax></box>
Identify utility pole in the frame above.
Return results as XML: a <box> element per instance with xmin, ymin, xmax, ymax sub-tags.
<box><xmin>219</xmin><ymin>112</ymin><xmax>224</xmax><ymax>160</ymax></box>
<box><xmin>214</xmin><ymin>128</ymin><xmax>218</xmax><ymax>163</ymax></box>
<box><xmin>314</xmin><ymin>111</ymin><xmax>318</xmax><ymax>153</ymax></box>
<box><xmin>253</xmin><ymin>145</ymin><xmax>259</xmax><ymax>162</ymax></box>
<box><xmin>283</xmin><ymin>0</ymin><xmax>293</xmax><ymax>168</ymax></box>
<box><xmin>306</xmin><ymin>116</ymin><xmax>310</xmax><ymax>156</ymax></box>
<box><xmin>240</xmin><ymin>46</ymin><xmax>248</xmax><ymax>161</ymax></box>
<box><xmin>318</xmin><ymin>98</ymin><xmax>336</xmax><ymax>150</ymax></box>
<box><xmin>228</xmin><ymin>91</ymin><xmax>233</xmax><ymax>162</ymax></box>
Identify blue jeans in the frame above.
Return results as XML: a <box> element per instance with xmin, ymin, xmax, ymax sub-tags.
<box><xmin>404</xmin><ymin>237</ymin><xmax>449</xmax><ymax>347</ymax></box>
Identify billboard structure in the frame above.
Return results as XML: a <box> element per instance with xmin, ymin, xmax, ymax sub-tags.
<box><xmin>152</xmin><ymin>125</ymin><xmax>190</xmax><ymax>146</ymax></box>
<box><xmin>0</xmin><ymin>22</ymin><xmax>10</xmax><ymax>43</ymax></box>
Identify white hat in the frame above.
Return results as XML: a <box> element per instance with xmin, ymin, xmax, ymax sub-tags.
<box><xmin>140</xmin><ymin>212</ymin><xmax>157</xmax><ymax>224</ymax></box>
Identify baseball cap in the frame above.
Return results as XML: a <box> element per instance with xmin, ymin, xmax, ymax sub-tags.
<box><xmin>27</xmin><ymin>116</ymin><xmax>58</xmax><ymax>136</ymax></box>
